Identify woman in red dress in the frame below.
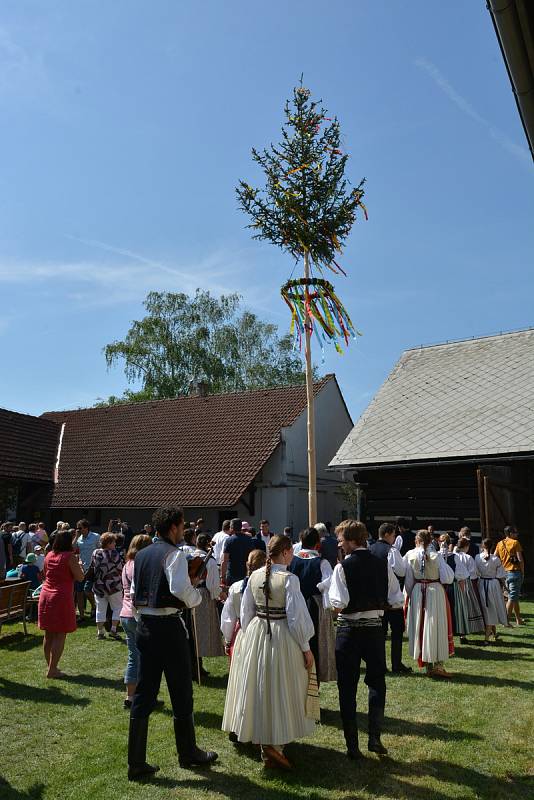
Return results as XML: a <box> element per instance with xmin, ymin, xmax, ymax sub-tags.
<box><xmin>38</xmin><ymin>527</ymin><xmax>84</xmax><ymax>678</ymax></box>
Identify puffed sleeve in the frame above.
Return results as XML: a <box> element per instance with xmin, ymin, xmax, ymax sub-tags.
<box><xmin>317</xmin><ymin>558</ymin><xmax>333</xmax><ymax>608</ymax></box>
<box><xmin>166</xmin><ymin>550</ymin><xmax>202</xmax><ymax>608</ymax></box>
<box><xmin>495</xmin><ymin>556</ymin><xmax>507</xmax><ymax>580</ymax></box>
<box><xmin>438</xmin><ymin>553</ymin><xmax>454</xmax><ymax>585</ymax></box>
<box><xmin>388</xmin><ymin>545</ymin><xmax>406</xmax><ymax>577</ymax></box>
<box><xmin>285</xmin><ymin>572</ymin><xmax>315</xmax><ymax>651</ymax></box>
<box><xmin>328</xmin><ymin>563</ymin><xmax>350</xmax><ymax>609</ymax></box>
<box><xmin>403</xmin><ymin>558</ymin><xmax>415</xmax><ymax>596</ymax></box>
<box><xmin>466</xmin><ymin>555</ymin><xmax>477</xmax><ymax>580</ymax></box>
<box><xmin>205</xmin><ymin>557</ymin><xmax>220</xmax><ymax>599</ymax></box>
<box><xmin>220</xmin><ymin>585</ymin><xmax>238</xmax><ymax>643</ymax></box>
<box><xmin>239</xmin><ymin>578</ymin><xmax>256</xmax><ymax>633</ymax></box>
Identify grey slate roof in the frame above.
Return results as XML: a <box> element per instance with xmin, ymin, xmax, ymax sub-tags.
<box><xmin>330</xmin><ymin>329</ymin><xmax>534</xmax><ymax>468</ymax></box>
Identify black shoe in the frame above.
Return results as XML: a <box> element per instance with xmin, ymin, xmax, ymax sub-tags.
<box><xmin>174</xmin><ymin>714</ymin><xmax>218</xmax><ymax>768</ymax></box>
<box><xmin>228</xmin><ymin>732</ymin><xmax>239</xmax><ymax>743</ymax></box>
<box><xmin>391</xmin><ymin>664</ymin><xmax>413</xmax><ymax>675</ymax></box>
<box><xmin>124</xmin><ymin>699</ymin><xmax>132</xmax><ymax>710</ymax></box>
<box><xmin>460</xmin><ymin>637</ymin><xmax>469</xmax><ymax>644</ymax></box>
<box><xmin>368</xmin><ymin>737</ymin><xmax>388</xmax><ymax>755</ymax></box>
<box><xmin>128</xmin><ymin>717</ymin><xmax>160</xmax><ymax>780</ymax></box>
<box><xmin>343</xmin><ymin>721</ymin><xmax>362</xmax><ymax>761</ymax></box>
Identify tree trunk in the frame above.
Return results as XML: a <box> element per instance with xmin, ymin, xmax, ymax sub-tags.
<box><xmin>304</xmin><ymin>250</ymin><xmax>317</xmax><ymax>526</ymax></box>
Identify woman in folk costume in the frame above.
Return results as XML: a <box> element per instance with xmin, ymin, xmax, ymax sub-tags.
<box><xmin>222</xmin><ymin>534</ymin><xmax>315</xmax><ymax>770</ymax></box>
<box><xmin>404</xmin><ymin>529</ymin><xmax>455</xmax><ymax>678</ymax></box>
<box><xmin>189</xmin><ymin>534</ymin><xmax>225</xmax><ymax>671</ymax></box>
<box><xmin>288</xmin><ymin>527</ymin><xmax>336</xmax><ymax>684</ymax></box>
<box><xmin>221</xmin><ymin>548</ymin><xmax>266</xmax><ymax>742</ymax></box>
<box><xmin>452</xmin><ymin>537</ymin><xmax>484</xmax><ymax>642</ymax></box>
<box><xmin>475</xmin><ymin>538</ymin><xmax>508</xmax><ymax>644</ymax></box>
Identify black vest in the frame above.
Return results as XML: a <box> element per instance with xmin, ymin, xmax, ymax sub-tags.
<box><xmin>369</xmin><ymin>539</ymin><xmax>391</xmax><ymax>562</ymax></box>
<box><xmin>133</xmin><ymin>538</ymin><xmax>184</xmax><ymax>610</ymax></box>
<box><xmin>289</xmin><ymin>555</ymin><xmax>323</xmax><ymax>601</ymax></box>
<box><xmin>341</xmin><ymin>550</ymin><xmax>389</xmax><ymax>613</ymax></box>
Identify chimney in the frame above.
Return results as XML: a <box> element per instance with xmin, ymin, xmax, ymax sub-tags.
<box><xmin>189</xmin><ymin>379</ymin><xmax>209</xmax><ymax>398</ymax></box>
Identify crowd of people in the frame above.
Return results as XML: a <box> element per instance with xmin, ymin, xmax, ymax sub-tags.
<box><xmin>0</xmin><ymin>511</ymin><xmax>526</xmax><ymax>776</ymax></box>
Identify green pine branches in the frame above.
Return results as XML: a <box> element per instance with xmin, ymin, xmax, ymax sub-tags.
<box><xmin>236</xmin><ymin>83</ymin><xmax>366</xmax><ymax>275</ymax></box>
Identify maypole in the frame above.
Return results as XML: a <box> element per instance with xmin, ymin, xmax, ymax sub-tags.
<box><xmin>237</xmin><ymin>81</ymin><xmax>367</xmax><ymax>526</ymax></box>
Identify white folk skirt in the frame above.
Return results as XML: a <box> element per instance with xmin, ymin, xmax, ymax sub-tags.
<box><xmin>478</xmin><ymin>578</ymin><xmax>508</xmax><ymax>626</ymax></box>
<box><xmin>223</xmin><ymin>615</ymin><xmax>316</xmax><ymax>746</ymax></box>
<box><xmin>406</xmin><ymin>582</ymin><xmax>452</xmax><ymax>666</ymax></box>
<box><xmin>194</xmin><ymin>588</ymin><xmax>225</xmax><ymax>658</ymax></box>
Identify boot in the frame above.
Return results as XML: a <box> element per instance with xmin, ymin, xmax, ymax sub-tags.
<box><xmin>174</xmin><ymin>714</ymin><xmax>218</xmax><ymax>768</ymax></box>
<box><xmin>368</xmin><ymin>706</ymin><xmax>388</xmax><ymax>755</ymax></box>
<box><xmin>127</xmin><ymin>717</ymin><xmax>160</xmax><ymax>781</ymax></box>
<box><xmin>342</xmin><ymin>719</ymin><xmax>363</xmax><ymax>760</ymax></box>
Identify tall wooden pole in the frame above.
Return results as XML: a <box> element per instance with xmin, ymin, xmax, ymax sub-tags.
<box><xmin>303</xmin><ymin>249</ymin><xmax>317</xmax><ymax>525</ymax></box>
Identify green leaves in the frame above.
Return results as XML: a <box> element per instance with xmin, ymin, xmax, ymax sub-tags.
<box><xmin>236</xmin><ymin>83</ymin><xmax>366</xmax><ymax>276</ymax></box>
<box><xmin>99</xmin><ymin>289</ymin><xmax>312</xmax><ymax>405</ymax></box>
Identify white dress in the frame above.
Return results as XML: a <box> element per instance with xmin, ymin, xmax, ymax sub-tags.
<box><xmin>475</xmin><ymin>554</ymin><xmax>508</xmax><ymax>626</ymax></box>
<box><xmin>404</xmin><ymin>547</ymin><xmax>454</xmax><ymax>666</ymax></box>
<box><xmin>222</xmin><ymin>563</ymin><xmax>315</xmax><ymax>745</ymax></box>
<box><xmin>221</xmin><ymin>578</ymin><xmax>246</xmax><ymax>735</ymax></box>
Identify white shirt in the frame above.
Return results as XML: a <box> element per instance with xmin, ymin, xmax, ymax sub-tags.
<box><xmin>190</xmin><ymin>548</ymin><xmax>220</xmax><ymax>599</ymax></box>
<box><xmin>212</xmin><ymin>530</ymin><xmax>230</xmax><ymax>565</ymax></box>
<box><xmin>131</xmin><ymin>547</ymin><xmax>201</xmax><ymax>616</ymax></box>
<box><xmin>329</xmin><ymin>548</ymin><xmax>403</xmax><ymax>616</ymax></box>
<box><xmin>454</xmin><ymin>551</ymin><xmax>477</xmax><ymax>580</ymax></box>
<box><xmin>220</xmin><ymin>579</ymin><xmax>245</xmax><ymax>643</ymax></box>
<box><xmin>387</xmin><ymin>542</ymin><xmax>406</xmax><ymax>578</ymax></box>
<box><xmin>476</xmin><ymin>553</ymin><xmax>506</xmax><ymax>580</ymax></box>
<box><xmin>240</xmin><ymin>563</ymin><xmax>314</xmax><ymax>651</ymax></box>
<box><xmin>292</xmin><ymin>542</ymin><xmax>303</xmax><ymax>556</ymax></box>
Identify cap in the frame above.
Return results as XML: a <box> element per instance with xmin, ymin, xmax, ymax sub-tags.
<box><xmin>25</xmin><ymin>553</ymin><xmax>37</xmax><ymax>563</ymax></box>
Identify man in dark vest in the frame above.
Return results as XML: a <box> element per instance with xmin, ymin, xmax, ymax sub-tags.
<box><xmin>128</xmin><ymin>506</ymin><xmax>218</xmax><ymax>781</ymax></box>
<box><xmin>370</xmin><ymin>523</ymin><xmax>412</xmax><ymax>674</ymax></box>
<box><xmin>397</xmin><ymin>517</ymin><xmax>416</xmax><ymax>556</ymax></box>
<box><xmin>329</xmin><ymin>519</ymin><xmax>399</xmax><ymax>759</ymax></box>
<box><xmin>289</xmin><ymin>527</ymin><xmax>333</xmax><ymax>680</ymax></box>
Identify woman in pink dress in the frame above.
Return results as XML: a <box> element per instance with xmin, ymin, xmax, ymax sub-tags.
<box><xmin>38</xmin><ymin>528</ymin><xmax>84</xmax><ymax>678</ymax></box>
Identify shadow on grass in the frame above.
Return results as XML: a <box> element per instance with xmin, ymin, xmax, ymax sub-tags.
<box><xmin>62</xmin><ymin>673</ymin><xmax>121</xmax><ymax>690</ymax></box>
<box><xmin>449</xmin><ymin>673</ymin><xmax>534</xmax><ymax>690</ymax></box>
<box><xmin>453</xmin><ymin>646</ymin><xmax>533</xmax><ymax>662</ymax></box>
<box><xmin>318</xmin><ymin>709</ymin><xmax>483</xmax><ymax>742</ymax></box>
<box><xmin>0</xmin><ymin>779</ymin><xmax>45</xmax><ymax>800</ymax></box>
<box><xmin>0</xmin><ymin>677</ymin><xmax>90</xmax><ymax>707</ymax></box>
<box><xmin>0</xmin><ymin>632</ymin><xmax>42</xmax><ymax>652</ymax></box>
<box><xmin>195</xmin><ymin>674</ymin><xmax>228</xmax><ymax>690</ymax></box>
<box><xmin>161</xmin><ymin>747</ymin><xmax>534</xmax><ymax>800</ymax></box>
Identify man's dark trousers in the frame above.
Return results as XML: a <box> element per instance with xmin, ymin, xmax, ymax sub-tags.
<box><xmin>382</xmin><ymin>608</ymin><xmax>405</xmax><ymax>671</ymax></box>
<box><xmin>335</xmin><ymin>624</ymin><xmax>386</xmax><ymax>740</ymax></box>
<box><xmin>131</xmin><ymin>614</ymin><xmax>193</xmax><ymax>719</ymax></box>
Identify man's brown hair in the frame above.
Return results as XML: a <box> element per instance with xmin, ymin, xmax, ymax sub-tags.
<box><xmin>335</xmin><ymin>519</ymin><xmax>368</xmax><ymax>547</ymax></box>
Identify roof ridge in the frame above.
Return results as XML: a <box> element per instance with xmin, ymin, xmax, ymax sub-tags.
<box><xmin>42</xmin><ymin>374</ymin><xmax>335</xmax><ymax>417</ymax></box>
<box><xmin>404</xmin><ymin>325</ymin><xmax>534</xmax><ymax>353</ymax></box>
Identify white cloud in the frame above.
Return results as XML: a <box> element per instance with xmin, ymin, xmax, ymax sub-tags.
<box><xmin>415</xmin><ymin>56</ymin><xmax>530</xmax><ymax>167</ymax></box>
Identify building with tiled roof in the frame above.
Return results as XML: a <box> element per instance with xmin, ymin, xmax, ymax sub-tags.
<box><xmin>37</xmin><ymin>374</ymin><xmax>351</xmax><ymax>532</ymax></box>
<box><xmin>330</xmin><ymin>329</ymin><xmax>534</xmax><ymax>567</ymax></box>
<box><xmin>0</xmin><ymin>375</ymin><xmax>352</xmax><ymax>534</ymax></box>
<box><xmin>0</xmin><ymin>409</ymin><xmax>59</xmax><ymax>521</ymax></box>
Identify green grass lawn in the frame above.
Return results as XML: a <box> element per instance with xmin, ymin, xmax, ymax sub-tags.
<box><xmin>1</xmin><ymin>603</ymin><xmax>534</xmax><ymax>800</ymax></box>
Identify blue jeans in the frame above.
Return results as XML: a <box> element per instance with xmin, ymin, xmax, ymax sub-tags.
<box><xmin>121</xmin><ymin>616</ymin><xmax>139</xmax><ymax>685</ymax></box>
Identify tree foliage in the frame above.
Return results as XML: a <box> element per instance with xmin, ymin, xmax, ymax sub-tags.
<box><xmin>236</xmin><ymin>82</ymin><xmax>366</xmax><ymax>275</ymax></box>
<box><xmin>98</xmin><ymin>290</ymin><xmax>313</xmax><ymax>405</ymax></box>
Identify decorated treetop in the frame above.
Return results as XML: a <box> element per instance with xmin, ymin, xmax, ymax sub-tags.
<box><xmin>236</xmin><ymin>81</ymin><xmax>367</xmax><ymax>278</ymax></box>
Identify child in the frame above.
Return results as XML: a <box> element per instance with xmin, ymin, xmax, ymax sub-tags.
<box><xmin>475</xmin><ymin>539</ymin><xmax>508</xmax><ymax>643</ymax></box>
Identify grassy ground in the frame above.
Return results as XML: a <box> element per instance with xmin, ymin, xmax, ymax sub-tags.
<box><xmin>1</xmin><ymin>604</ymin><xmax>534</xmax><ymax>800</ymax></box>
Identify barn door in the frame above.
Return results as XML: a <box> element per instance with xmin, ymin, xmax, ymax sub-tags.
<box><xmin>477</xmin><ymin>465</ymin><xmax>527</xmax><ymax>538</ymax></box>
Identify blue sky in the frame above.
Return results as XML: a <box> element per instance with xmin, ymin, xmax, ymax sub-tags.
<box><xmin>1</xmin><ymin>1</ymin><xmax>532</xmax><ymax>421</ymax></box>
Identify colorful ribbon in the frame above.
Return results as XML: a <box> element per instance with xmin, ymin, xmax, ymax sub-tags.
<box><xmin>281</xmin><ymin>278</ymin><xmax>360</xmax><ymax>352</ymax></box>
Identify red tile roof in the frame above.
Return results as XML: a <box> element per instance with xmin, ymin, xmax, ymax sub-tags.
<box><xmin>0</xmin><ymin>408</ymin><xmax>59</xmax><ymax>483</ymax></box>
<box><xmin>42</xmin><ymin>376</ymin><xmax>334</xmax><ymax>509</ymax></box>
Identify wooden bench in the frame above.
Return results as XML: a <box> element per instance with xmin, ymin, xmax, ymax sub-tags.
<box><xmin>0</xmin><ymin>581</ymin><xmax>31</xmax><ymax>636</ymax></box>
